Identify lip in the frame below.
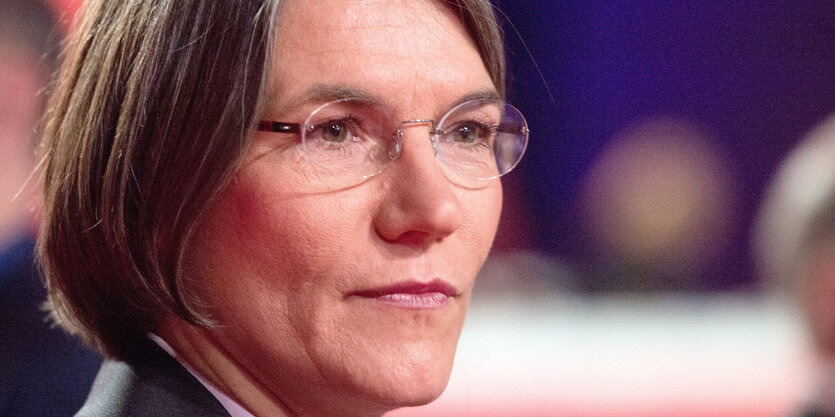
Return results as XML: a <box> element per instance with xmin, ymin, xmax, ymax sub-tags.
<box><xmin>348</xmin><ymin>279</ymin><xmax>458</xmax><ymax>309</ymax></box>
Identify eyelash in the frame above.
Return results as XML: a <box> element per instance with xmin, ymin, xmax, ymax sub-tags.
<box><xmin>308</xmin><ymin>116</ymin><xmax>363</xmax><ymax>141</ymax></box>
<box><xmin>445</xmin><ymin>119</ymin><xmax>499</xmax><ymax>144</ymax></box>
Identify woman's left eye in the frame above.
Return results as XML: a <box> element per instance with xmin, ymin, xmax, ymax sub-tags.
<box><xmin>454</xmin><ymin>124</ymin><xmax>478</xmax><ymax>143</ymax></box>
<box><xmin>448</xmin><ymin>121</ymin><xmax>496</xmax><ymax>145</ymax></box>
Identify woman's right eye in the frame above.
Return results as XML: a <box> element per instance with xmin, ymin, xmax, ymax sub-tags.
<box><xmin>309</xmin><ymin>117</ymin><xmax>361</xmax><ymax>144</ymax></box>
<box><xmin>322</xmin><ymin>121</ymin><xmax>348</xmax><ymax>142</ymax></box>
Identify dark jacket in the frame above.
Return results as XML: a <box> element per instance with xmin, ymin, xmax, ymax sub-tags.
<box><xmin>76</xmin><ymin>336</ymin><xmax>229</xmax><ymax>417</ymax></box>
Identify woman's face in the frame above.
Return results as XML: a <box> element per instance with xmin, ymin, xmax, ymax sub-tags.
<box><xmin>185</xmin><ymin>0</ymin><xmax>502</xmax><ymax>414</ymax></box>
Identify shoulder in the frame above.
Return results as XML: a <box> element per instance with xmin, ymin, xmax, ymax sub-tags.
<box><xmin>76</xmin><ymin>337</ymin><xmax>229</xmax><ymax>417</ymax></box>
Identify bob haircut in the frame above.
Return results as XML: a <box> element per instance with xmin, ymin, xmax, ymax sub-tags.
<box><xmin>39</xmin><ymin>0</ymin><xmax>506</xmax><ymax>359</ymax></box>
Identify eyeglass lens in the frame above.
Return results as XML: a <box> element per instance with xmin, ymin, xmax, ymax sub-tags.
<box><xmin>300</xmin><ymin>98</ymin><xmax>528</xmax><ymax>190</ymax></box>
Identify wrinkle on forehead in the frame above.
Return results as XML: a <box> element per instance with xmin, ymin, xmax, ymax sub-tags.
<box><xmin>269</xmin><ymin>0</ymin><xmax>491</xmax><ymax>117</ymax></box>
<box><xmin>284</xmin><ymin>0</ymin><xmax>472</xmax><ymax>56</ymax></box>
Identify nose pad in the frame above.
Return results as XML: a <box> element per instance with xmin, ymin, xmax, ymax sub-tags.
<box><xmin>390</xmin><ymin>121</ymin><xmax>440</xmax><ymax>161</ymax></box>
<box><xmin>389</xmin><ymin>130</ymin><xmax>403</xmax><ymax>160</ymax></box>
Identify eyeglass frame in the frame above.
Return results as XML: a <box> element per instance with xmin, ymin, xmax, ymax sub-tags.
<box><xmin>256</xmin><ymin>97</ymin><xmax>530</xmax><ymax>186</ymax></box>
<box><xmin>257</xmin><ymin>118</ymin><xmax>529</xmax><ymax>141</ymax></box>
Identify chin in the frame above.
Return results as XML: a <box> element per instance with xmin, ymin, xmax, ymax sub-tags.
<box><xmin>319</xmin><ymin>371</ymin><xmax>451</xmax><ymax>417</ymax></box>
<box><xmin>365</xmin><ymin>377</ymin><xmax>450</xmax><ymax>411</ymax></box>
<box><xmin>341</xmin><ymin>350</ymin><xmax>456</xmax><ymax>412</ymax></box>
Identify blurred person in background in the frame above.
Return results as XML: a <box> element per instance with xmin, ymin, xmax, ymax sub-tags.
<box><xmin>0</xmin><ymin>0</ymin><xmax>101</xmax><ymax>414</ymax></box>
<box><xmin>755</xmin><ymin>114</ymin><xmax>835</xmax><ymax>417</ymax></box>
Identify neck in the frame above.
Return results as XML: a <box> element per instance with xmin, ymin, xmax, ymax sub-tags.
<box><xmin>156</xmin><ymin>316</ymin><xmax>296</xmax><ymax>417</ymax></box>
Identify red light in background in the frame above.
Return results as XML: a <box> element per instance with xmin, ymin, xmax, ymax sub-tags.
<box><xmin>46</xmin><ymin>0</ymin><xmax>82</xmax><ymax>34</ymax></box>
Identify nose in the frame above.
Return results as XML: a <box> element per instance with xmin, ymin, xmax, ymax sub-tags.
<box><xmin>373</xmin><ymin>126</ymin><xmax>464</xmax><ymax>248</ymax></box>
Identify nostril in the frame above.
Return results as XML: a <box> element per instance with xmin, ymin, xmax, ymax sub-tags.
<box><xmin>388</xmin><ymin>230</ymin><xmax>443</xmax><ymax>248</ymax></box>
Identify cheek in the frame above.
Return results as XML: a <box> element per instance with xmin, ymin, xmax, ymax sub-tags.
<box><xmin>186</xmin><ymin>174</ymin><xmax>336</xmax><ymax>313</ymax></box>
<box><xmin>461</xmin><ymin>182</ymin><xmax>503</xmax><ymax>251</ymax></box>
<box><xmin>212</xmin><ymin>174</ymin><xmax>355</xmax><ymax>272</ymax></box>
<box><xmin>183</xmin><ymin>172</ymin><xmax>366</xmax><ymax>363</ymax></box>
<box><xmin>223</xmin><ymin>176</ymin><xmax>305</xmax><ymax>251</ymax></box>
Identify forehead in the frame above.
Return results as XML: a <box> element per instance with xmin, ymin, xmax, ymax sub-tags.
<box><xmin>269</xmin><ymin>0</ymin><xmax>494</xmax><ymax>115</ymax></box>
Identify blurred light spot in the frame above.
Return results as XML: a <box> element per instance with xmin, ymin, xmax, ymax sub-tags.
<box><xmin>580</xmin><ymin>117</ymin><xmax>736</xmax><ymax>279</ymax></box>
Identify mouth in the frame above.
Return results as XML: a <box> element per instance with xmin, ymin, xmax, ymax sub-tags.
<box><xmin>348</xmin><ymin>279</ymin><xmax>458</xmax><ymax>309</ymax></box>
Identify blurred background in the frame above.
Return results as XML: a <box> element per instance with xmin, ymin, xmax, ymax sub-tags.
<box><xmin>495</xmin><ymin>0</ymin><xmax>835</xmax><ymax>292</ymax></box>
<box><xmin>1</xmin><ymin>0</ymin><xmax>99</xmax><ymax>416</ymax></box>
<box><xmin>2</xmin><ymin>1</ymin><xmax>835</xmax><ymax>416</ymax></box>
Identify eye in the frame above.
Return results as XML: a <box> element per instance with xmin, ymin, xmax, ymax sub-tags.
<box><xmin>309</xmin><ymin>117</ymin><xmax>361</xmax><ymax>144</ymax></box>
<box><xmin>445</xmin><ymin>121</ymin><xmax>497</xmax><ymax>146</ymax></box>
<box><xmin>454</xmin><ymin>124</ymin><xmax>477</xmax><ymax>144</ymax></box>
<box><xmin>323</xmin><ymin>121</ymin><xmax>347</xmax><ymax>142</ymax></box>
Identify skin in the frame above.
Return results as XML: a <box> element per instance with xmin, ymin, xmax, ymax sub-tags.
<box><xmin>159</xmin><ymin>0</ymin><xmax>503</xmax><ymax>416</ymax></box>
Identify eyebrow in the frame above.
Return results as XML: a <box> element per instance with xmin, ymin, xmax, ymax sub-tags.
<box><xmin>282</xmin><ymin>84</ymin><xmax>385</xmax><ymax>110</ymax></box>
<box><xmin>282</xmin><ymin>84</ymin><xmax>502</xmax><ymax>113</ymax></box>
<box><xmin>448</xmin><ymin>89</ymin><xmax>502</xmax><ymax>109</ymax></box>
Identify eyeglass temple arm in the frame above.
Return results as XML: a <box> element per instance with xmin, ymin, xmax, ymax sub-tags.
<box><xmin>258</xmin><ymin>121</ymin><xmax>301</xmax><ymax>134</ymax></box>
<box><xmin>498</xmin><ymin>123</ymin><xmax>530</xmax><ymax>135</ymax></box>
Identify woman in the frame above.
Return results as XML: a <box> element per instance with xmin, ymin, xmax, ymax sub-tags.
<box><xmin>39</xmin><ymin>0</ymin><xmax>528</xmax><ymax>415</ymax></box>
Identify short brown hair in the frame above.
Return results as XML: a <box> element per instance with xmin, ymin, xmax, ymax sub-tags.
<box><xmin>39</xmin><ymin>0</ymin><xmax>506</xmax><ymax>359</ymax></box>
